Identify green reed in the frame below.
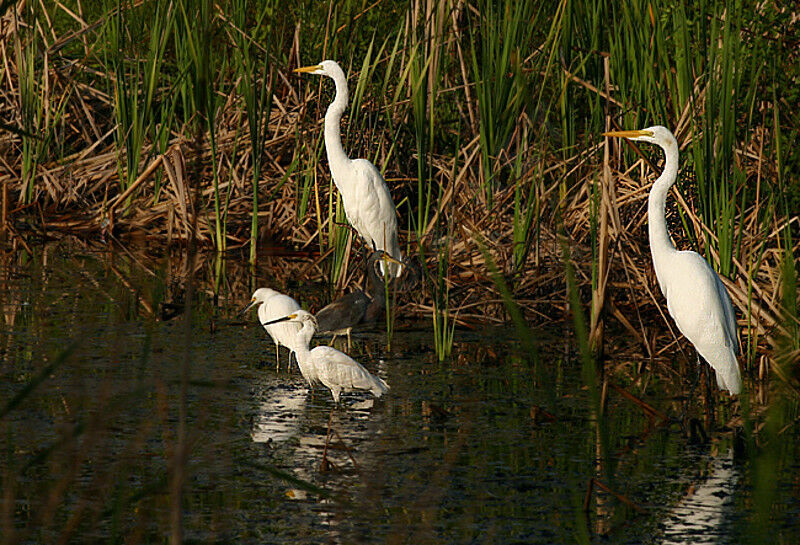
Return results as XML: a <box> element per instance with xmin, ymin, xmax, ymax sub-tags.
<box><xmin>17</xmin><ymin>21</ymin><xmax>41</xmax><ymax>205</ymax></box>
<box><xmin>432</xmin><ymin>239</ymin><xmax>455</xmax><ymax>361</ymax></box>
<box><xmin>469</xmin><ymin>0</ymin><xmax>536</xmax><ymax>204</ymax></box>
<box><xmin>16</xmin><ymin>3</ymin><xmax>70</xmax><ymax>205</ymax></box>
<box><xmin>604</xmin><ymin>0</ymin><xmax>762</xmax><ymax>277</ymax></box>
<box><xmin>231</xmin><ymin>0</ymin><xmax>278</xmax><ymax>265</ymax></box>
<box><xmin>510</xmin><ymin>131</ymin><xmax>540</xmax><ymax>274</ymax></box>
<box><xmin>746</xmin><ymin>242</ymin><xmax>798</xmax><ymax>543</ymax></box>
<box><xmin>104</xmin><ymin>0</ymin><xmax>174</xmax><ymax>200</ymax></box>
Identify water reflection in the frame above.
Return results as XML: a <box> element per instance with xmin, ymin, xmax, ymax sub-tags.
<box><xmin>3</xmin><ymin>242</ymin><xmax>798</xmax><ymax>544</ymax></box>
<box><xmin>659</xmin><ymin>451</ymin><xmax>739</xmax><ymax>544</ymax></box>
<box><xmin>251</xmin><ymin>383</ymin><xmax>308</xmax><ymax>444</ymax></box>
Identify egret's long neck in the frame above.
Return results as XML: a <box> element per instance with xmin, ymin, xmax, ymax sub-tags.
<box><xmin>324</xmin><ymin>70</ymin><xmax>351</xmax><ymax>176</ymax></box>
<box><xmin>647</xmin><ymin>139</ymin><xmax>680</xmax><ymax>264</ymax></box>
<box><xmin>292</xmin><ymin>320</ymin><xmax>315</xmax><ymax>366</ymax></box>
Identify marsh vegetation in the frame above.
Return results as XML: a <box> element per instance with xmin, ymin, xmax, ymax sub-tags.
<box><xmin>0</xmin><ymin>0</ymin><xmax>799</xmax><ymax>542</ymax></box>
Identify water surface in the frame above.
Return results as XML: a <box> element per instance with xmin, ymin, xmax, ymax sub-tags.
<box><xmin>1</xmin><ymin>243</ymin><xmax>798</xmax><ymax>543</ymax></box>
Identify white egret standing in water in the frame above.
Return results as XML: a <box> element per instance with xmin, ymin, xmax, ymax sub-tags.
<box><xmin>294</xmin><ymin>60</ymin><xmax>402</xmax><ymax>277</ymax></box>
<box><xmin>603</xmin><ymin>126</ymin><xmax>742</xmax><ymax>394</ymax></box>
<box><xmin>240</xmin><ymin>288</ymin><xmax>302</xmax><ymax>370</ymax></box>
<box><xmin>262</xmin><ymin>310</ymin><xmax>389</xmax><ymax>403</ymax></box>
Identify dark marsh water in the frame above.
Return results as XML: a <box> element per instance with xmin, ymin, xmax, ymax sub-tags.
<box><xmin>1</xmin><ymin>242</ymin><xmax>799</xmax><ymax>544</ymax></box>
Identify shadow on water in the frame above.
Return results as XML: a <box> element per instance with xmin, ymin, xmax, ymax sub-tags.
<box><xmin>1</xmin><ymin>241</ymin><xmax>799</xmax><ymax>543</ymax></box>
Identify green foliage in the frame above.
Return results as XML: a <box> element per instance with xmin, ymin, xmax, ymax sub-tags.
<box><xmin>468</xmin><ymin>0</ymin><xmax>536</xmax><ymax>202</ymax></box>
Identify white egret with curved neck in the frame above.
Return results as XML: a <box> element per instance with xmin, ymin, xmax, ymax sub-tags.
<box><xmin>239</xmin><ymin>288</ymin><xmax>302</xmax><ymax>370</ymax></box>
<box><xmin>294</xmin><ymin>60</ymin><xmax>402</xmax><ymax>277</ymax></box>
<box><xmin>604</xmin><ymin>126</ymin><xmax>742</xmax><ymax>394</ymax></box>
<box><xmin>262</xmin><ymin>310</ymin><xmax>389</xmax><ymax>404</ymax></box>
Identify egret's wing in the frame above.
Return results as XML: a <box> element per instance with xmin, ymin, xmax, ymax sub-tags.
<box><xmin>260</xmin><ymin>294</ymin><xmax>303</xmax><ymax>351</ymax></box>
<box><xmin>665</xmin><ymin>252</ymin><xmax>741</xmax><ymax>394</ymax></box>
<box><xmin>311</xmin><ymin>346</ymin><xmax>389</xmax><ymax>397</ymax></box>
<box><xmin>350</xmin><ymin>159</ymin><xmax>401</xmax><ymax>259</ymax></box>
<box><xmin>712</xmin><ymin>272</ymin><xmax>739</xmax><ymax>356</ymax></box>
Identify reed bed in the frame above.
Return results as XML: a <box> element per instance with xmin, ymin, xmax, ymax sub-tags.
<box><xmin>0</xmin><ymin>1</ymin><xmax>798</xmax><ymax>378</ymax></box>
<box><xmin>2</xmin><ymin>3</ymin><xmax>800</xmax><ymax>542</ymax></box>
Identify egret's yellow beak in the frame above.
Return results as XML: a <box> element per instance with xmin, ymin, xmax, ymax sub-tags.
<box><xmin>294</xmin><ymin>65</ymin><xmax>322</xmax><ymax>74</ymax></box>
<box><xmin>603</xmin><ymin>129</ymin><xmax>653</xmax><ymax>138</ymax></box>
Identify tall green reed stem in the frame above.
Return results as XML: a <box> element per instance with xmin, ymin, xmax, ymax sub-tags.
<box><xmin>468</xmin><ymin>0</ymin><xmax>534</xmax><ymax>204</ymax></box>
<box><xmin>231</xmin><ymin>0</ymin><xmax>278</xmax><ymax>265</ymax></box>
<box><xmin>105</xmin><ymin>0</ymin><xmax>174</xmax><ymax>202</ymax></box>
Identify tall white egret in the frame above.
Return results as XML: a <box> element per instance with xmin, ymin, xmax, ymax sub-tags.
<box><xmin>315</xmin><ymin>251</ymin><xmax>403</xmax><ymax>347</ymax></box>
<box><xmin>603</xmin><ymin>126</ymin><xmax>742</xmax><ymax>394</ymax></box>
<box><xmin>294</xmin><ymin>60</ymin><xmax>402</xmax><ymax>277</ymax></box>
<box><xmin>262</xmin><ymin>310</ymin><xmax>389</xmax><ymax>404</ymax></box>
<box><xmin>239</xmin><ymin>288</ymin><xmax>302</xmax><ymax>370</ymax></box>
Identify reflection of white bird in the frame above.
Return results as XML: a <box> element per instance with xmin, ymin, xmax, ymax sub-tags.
<box><xmin>263</xmin><ymin>310</ymin><xmax>389</xmax><ymax>403</ymax></box>
<box><xmin>240</xmin><ymin>288</ymin><xmax>302</xmax><ymax>369</ymax></box>
<box><xmin>294</xmin><ymin>60</ymin><xmax>402</xmax><ymax>277</ymax></box>
<box><xmin>251</xmin><ymin>385</ymin><xmax>307</xmax><ymax>444</ymax></box>
<box><xmin>604</xmin><ymin>126</ymin><xmax>742</xmax><ymax>394</ymax></box>
<box><xmin>660</xmin><ymin>451</ymin><xmax>738</xmax><ymax>544</ymax></box>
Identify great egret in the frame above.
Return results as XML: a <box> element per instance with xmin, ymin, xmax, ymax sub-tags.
<box><xmin>262</xmin><ymin>310</ymin><xmax>389</xmax><ymax>404</ymax></box>
<box><xmin>603</xmin><ymin>126</ymin><xmax>742</xmax><ymax>394</ymax></box>
<box><xmin>294</xmin><ymin>60</ymin><xmax>402</xmax><ymax>277</ymax></box>
<box><xmin>239</xmin><ymin>288</ymin><xmax>302</xmax><ymax>370</ymax></box>
<box><xmin>315</xmin><ymin>251</ymin><xmax>403</xmax><ymax>347</ymax></box>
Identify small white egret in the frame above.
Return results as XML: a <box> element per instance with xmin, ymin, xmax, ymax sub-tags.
<box><xmin>315</xmin><ymin>251</ymin><xmax>404</xmax><ymax>348</ymax></box>
<box><xmin>262</xmin><ymin>310</ymin><xmax>389</xmax><ymax>404</ymax></box>
<box><xmin>294</xmin><ymin>60</ymin><xmax>402</xmax><ymax>277</ymax></box>
<box><xmin>239</xmin><ymin>288</ymin><xmax>302</xmax><ymax>369</ymax></box>
<box><xmin>604</xmin><ymin>126</ymin><xmax>742</xmax><ymax>394</ymax></box>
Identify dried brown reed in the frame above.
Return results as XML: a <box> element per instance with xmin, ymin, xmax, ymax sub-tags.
<box><xmin>0</xmin><ymin>1</ymin><xmax>797</xmax><ymax>383</ymax></box>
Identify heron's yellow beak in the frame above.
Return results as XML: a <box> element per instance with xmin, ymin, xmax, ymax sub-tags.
<box><xmin>294</xmin><ymin>65</ymin><xmax>322</xmax><ymax>74</ymax></box>
<box><xmin>603</xmin><ymin>129</ymin><xmax>653</xmax><ymax>138</ymax></box>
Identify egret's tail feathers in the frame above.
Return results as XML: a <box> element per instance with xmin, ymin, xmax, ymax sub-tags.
<box><xmin>371</xmin><ymin>376</ymin><xmax>389</xmax><ymax>398</ymax></box>
<box><xmin>712</xmin><ymin>347</ymin><xmax>742</xmax><ymax>395</ymax></box>
<box><xmin>715</xmin><ymin>371</ymin><xmax>726</xmax><ymax>391</ymax></box>
<box><xmin>721</xmin><ymin>367</ymin><xmax>742</xmax><ymax>395</ymax></box>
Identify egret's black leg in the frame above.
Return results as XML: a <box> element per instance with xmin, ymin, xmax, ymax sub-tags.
<box><xmin>319</xmin><ymin>406</ymin><xmax>335</xmax><ymax>472</ymax></box>
<box><xmin>703</xmin><ymin>357</ymin><xmax>716</xmax><ymax>430</ymax></box>
<box><xmin>680</xmin><ymin>354</ymin><xmax>702</xmax><ymax>427</ymax></box>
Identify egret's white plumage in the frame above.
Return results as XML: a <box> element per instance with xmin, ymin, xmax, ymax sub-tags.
<box><xmin>604</xmin><ymin>126</ymin><xmax>742</xmax><ymax>394</ymax></box>
<box><xmin>295</xmin><ymin>60</ymin><xmax>402</xmax><ymax>277</ymax></box>
<box><xmin>241</xmin><ymin>288</ymin><xmax>302</xmax><ymax>368</ymax></box>
<box><xmin>263</xmin><ymin>310</ymin><xmax>389</xmax><ymax>403</ymax></box>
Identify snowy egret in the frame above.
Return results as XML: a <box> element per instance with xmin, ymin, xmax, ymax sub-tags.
<box><xmin>239</xmin><ymin>288</ymin><xmax>302</xmax><ymax>369</ymax></box>
<box><xmin>315</xmin><ymin>251</ymin><xmax>404</xmax><ymax>347</ymax></box>
<box><xmin>294</xmin><ymin>60</ymin><xmax>402</xmax><ymax>277</ymax></box>
<box><xmin>604</xmin><ymin>126</ymin><xmax>742</xmax><ymax>394</ymax></box>
<box><xmin>261</xmin><ymin>310</ymin><xmax>389</xmax><ymax>404</ymax></box>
